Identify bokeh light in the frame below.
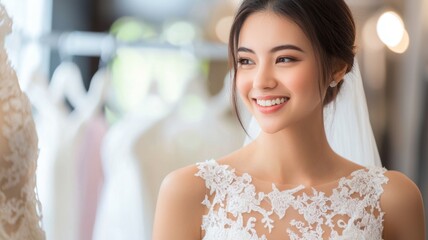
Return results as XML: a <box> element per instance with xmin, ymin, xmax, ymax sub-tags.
<box><xmin>163</xmin><ymin>21</ymin><xmax>197</xmax><ymax>46</ymax></box>
<box><xmin>110</xmin><ymin>17</ymin><xmax>157</xmax><ymax>42</ymax></box>
<box><xmin>376</xmin><ymin>11</ymin><xmax>405</xmax><ymax>47</ymax></box>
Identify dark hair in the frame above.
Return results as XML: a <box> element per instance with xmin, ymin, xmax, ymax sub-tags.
<box><xmin>229</xmin><ymin>0</ymin><xmax>356</xmax><ymax>132</ymax></box>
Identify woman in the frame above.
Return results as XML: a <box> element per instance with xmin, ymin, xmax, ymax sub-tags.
<box><xmin>152</xmin><ymin>0</ymin><xmax>426</xmax><ymax>239</ymax></box>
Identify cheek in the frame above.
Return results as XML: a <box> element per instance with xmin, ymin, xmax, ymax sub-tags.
<box><xmin>286</xmin><ymin>67</ymin><xmax>320</xmax><ymax>99</ymax></box>
<box><xmin>236</xmin><ymin>73</ymin><xmax>252</xmax><ymax>100</ymax></box>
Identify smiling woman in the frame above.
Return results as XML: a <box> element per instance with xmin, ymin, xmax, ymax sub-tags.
<box><xmin>152</xmin><ymin>0</ymin><xmax>426</xmax><ymax>240</ymax></box>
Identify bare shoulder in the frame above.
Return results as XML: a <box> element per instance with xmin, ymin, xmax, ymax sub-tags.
<box><xmin>159</xmin><ymin>163</ymin><xmax>207</xmax><ymax>200</ymax></box>
<box><xmin>381</xmin><ymin>170</ymin><xmax>426</xmax><ymax>240</ymax></box>
<box><xmin>152</xmin><ymin>163</ymin><xmax>207</xmax><ymax>240</ymax></box>
<box><xmin>381</xmin><ymin>170</ymin><xmax>423</xmax><ymax>210</ymax></box>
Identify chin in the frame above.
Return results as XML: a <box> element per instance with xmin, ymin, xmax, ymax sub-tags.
<box><xmin>257</xmin><ymin>122</ymin><xmax>288</xmax><ymax>135</ymax></box>
<box><xmin>254</xmin><ymin>115</ymin><xmax>301</xmax><ymax>134</ymax></box>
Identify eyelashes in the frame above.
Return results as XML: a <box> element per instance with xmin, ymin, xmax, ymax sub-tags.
<box><xmin>275</xmin><ymin>57</ymin><xmax>297</xmax><ymax>63</ymax></box>
<box><xmin>237</xmin><ymin>58</ymin><xmax>253</xmax><ymax>65</ymax></box>
<box><xmin>237</xmin><ymin>56</ymin><xmax>298</xmax><ymax>66</ymax></box>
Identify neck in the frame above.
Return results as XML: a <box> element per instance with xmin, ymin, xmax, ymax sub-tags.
<box><xmin>250</xmin><ymin>107</ymin><xmax>337</xmax><ymax>184</ymax></box>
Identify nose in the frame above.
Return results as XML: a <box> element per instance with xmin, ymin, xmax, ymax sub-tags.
<box><xmin>252</xmin><ymin>62</ymin><xmax>277</xmax><ymax>90</ymax></box>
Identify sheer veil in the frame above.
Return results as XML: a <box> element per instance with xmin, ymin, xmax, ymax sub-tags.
<box><xmin>244</xmin><ymin>59</ymin><xmax>382</xmax><ymax>167</ymax></box>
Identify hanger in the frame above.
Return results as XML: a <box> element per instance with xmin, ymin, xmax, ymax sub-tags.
<box><xmin>49</xmin><ymin>36</ymin><xmax>85</xmax><ymax>110</ymax></box>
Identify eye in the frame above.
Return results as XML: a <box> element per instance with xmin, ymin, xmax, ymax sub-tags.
<box><xmin>237</xmin><ymin>58</ymin><xmax>254</xmax><ymax>66</ymax></box>
<box><xmin>276</xmin><ymin>57</ymin><xmax>296</xmax><ymax>64</ymax></box>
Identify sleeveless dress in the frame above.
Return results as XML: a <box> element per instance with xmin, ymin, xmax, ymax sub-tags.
<box><xmin>195</xmin><ymin>159</ymin><xmax>389</xmax><ymax>240</ymax></box>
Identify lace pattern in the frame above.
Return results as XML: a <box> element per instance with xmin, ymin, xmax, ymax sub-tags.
<box><xmin>195</xmin><ymin>159</ymin><xmax>388</xmax><ymax>240</ymax></box>
<box><xmin>0</xmin><ymin>4</ymin><xmax>45</xmax><ymax>239</ymax></box>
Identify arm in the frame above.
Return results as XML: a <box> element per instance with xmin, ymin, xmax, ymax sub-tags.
<box><xmin>382</xmin><ymin>171</ymin><xmax>426</xmax><ymax>240</ymax></box>
<box><xmin>152</xmin><ymin>165</ymin><xmax>206</xmax><ymax>240</ymax></box>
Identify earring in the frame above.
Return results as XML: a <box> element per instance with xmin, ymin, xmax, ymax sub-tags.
<box><xmin>329</xmin><ymin>81</ymin><xmax>338</xmax><ymax>88</ymax></box>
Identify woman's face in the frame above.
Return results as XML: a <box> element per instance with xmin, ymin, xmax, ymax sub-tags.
<box><xmin>236</xmin><ymin>11</ymin><xmax>324</xmax><ymax>134</ymax></box>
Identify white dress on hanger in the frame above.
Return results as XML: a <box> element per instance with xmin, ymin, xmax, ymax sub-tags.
<box><xmin>51</xmin><ymin>61</ymin><xmax>86</xmax><ymax>240</ymax></box>
<box><xmin>53</xmin><ymin>65</ymin><xmax>110</xmax><ymax>240</ymax></box>
<box><xmin>28</xmin><ymin>61</ymin><xmax>110</xmax><ymax>240</ymax></box>
<box><xmin>0</xmin><ymin>4</ymin><xmax>45</xmax><ymax>239</ymax></box>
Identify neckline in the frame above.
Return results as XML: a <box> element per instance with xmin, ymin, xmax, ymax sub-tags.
<box><xmin>209</xmin><ymin>159</ymin><xmax>370</xmax><ymax>190</ymax></box>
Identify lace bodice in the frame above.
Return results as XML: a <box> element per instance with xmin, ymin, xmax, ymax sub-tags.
<box><xmin>195</xmin><ymin>159</ymin><xmax>388</xmax><ymax>240</ymax></box>
<box><xmin>0</xmin><ymin>4</ymin><xmax>45</xmax><ymax>239</ymax></box>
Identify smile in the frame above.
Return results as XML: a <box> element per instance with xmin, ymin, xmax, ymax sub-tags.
<box><xmin>256</xmin><ymin>97</ymin><xmax>289</xmax><ymax>107</ymax></box>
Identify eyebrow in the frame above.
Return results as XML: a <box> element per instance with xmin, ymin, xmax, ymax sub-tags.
<box><xmin>237</xmin><ymin>44</ymin><xmax>305</xmax><ymax>54</ymax></box>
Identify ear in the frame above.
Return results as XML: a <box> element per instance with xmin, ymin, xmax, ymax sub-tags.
<box><xmin>332</xmin><ymin>60</ymin><xmax>348</xmax><ymax>84</ymax></box>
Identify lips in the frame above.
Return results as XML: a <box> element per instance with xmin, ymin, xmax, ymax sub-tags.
<box><xmin>252</xmin><ymin>96</ymin><xmax>290</xmax><ymax>114</ymax></box>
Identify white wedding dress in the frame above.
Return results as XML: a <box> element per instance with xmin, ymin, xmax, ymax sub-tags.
<box><xmin>0</xmin><ymin>4</ymin><xmax>45</xmax><ymax>240</ymax></box>
<box><xmin>196</xmin><ymin>159</ymin><xmax>389</xmax><ymax>240</ymax></box>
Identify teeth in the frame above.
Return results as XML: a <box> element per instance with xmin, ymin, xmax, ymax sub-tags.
<box><xmin>256</xmin><ymin>97</ymin><xmax>288</xmax><ymax>107</ymax></box>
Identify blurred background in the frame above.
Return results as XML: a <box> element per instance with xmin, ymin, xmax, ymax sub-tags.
<box><xmin>1</xmin><ymin>0</ymin><xmax>427</xmax><ymax>239</ymax></box>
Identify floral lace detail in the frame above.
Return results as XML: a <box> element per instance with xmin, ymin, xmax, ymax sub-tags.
<box><xmin>195</xmin><ymin>159</ymin><xmax>388</xmax><ymax>240</ymax></box>
<box><xmin>0</xmin><ymin>4</ymin><xmax>45</xmax><ymax>239</ymax></box>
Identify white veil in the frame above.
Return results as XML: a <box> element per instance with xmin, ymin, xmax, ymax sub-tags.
<box><xmin>244</xmin><ymin>59</ymin><xmax>382</xmax><ymax>167</ymax></box>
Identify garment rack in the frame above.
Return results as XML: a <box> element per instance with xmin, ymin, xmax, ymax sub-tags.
<box><xmin>30</xmin><ymin>31</ymin><xmax>228</xmax><ymax>60</ymax></box>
